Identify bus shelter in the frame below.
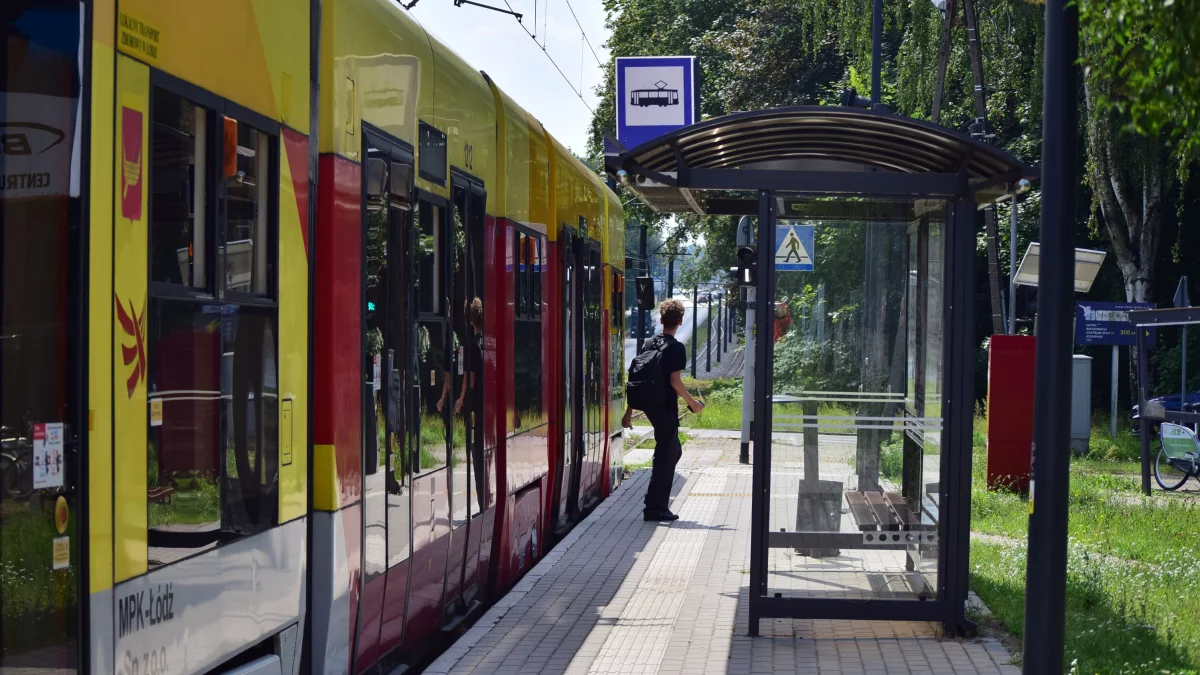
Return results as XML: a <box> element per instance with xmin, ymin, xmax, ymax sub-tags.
<box><xmin>604</xmin><ymin>107</ymin><xmax>1035</xmax><ymax>637</ymax></box>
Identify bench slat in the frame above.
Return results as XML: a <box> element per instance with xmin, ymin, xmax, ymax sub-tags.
<box><xmin>844</xmin><ymin>492</ymin><xmax>877</xmax><ymax>531</ymax></box>
<box><xmin>864</xmin><ymin>491</ymin><xmax>901</xmax><ymax>531</ymax></box>
<box><xmin>883</xmin><ymin>492</ymin><xmax>925</xmax><ymax>530</ymax></box>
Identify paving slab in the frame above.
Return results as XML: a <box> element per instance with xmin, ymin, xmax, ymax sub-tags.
<box><xmin>424</xmin><ymin>437</ymin><xmax>1018</xmax><ymax>675</ymax></box>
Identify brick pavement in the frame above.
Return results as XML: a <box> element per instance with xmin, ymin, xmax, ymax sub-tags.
<box><xmin>424</xmin><ymin>437</ymin><xmax>1019</xmax><ymax>675</ymax></box>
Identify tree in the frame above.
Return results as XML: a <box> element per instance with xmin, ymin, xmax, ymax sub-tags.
<box><xmin>1078</xmin><ymin>0</ymin><xmax>1198</xmax><ymax>305</ymax></box>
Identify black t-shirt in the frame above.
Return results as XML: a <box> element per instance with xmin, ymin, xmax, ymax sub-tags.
<box><xmin>656</xmin><ymin>334</ymin><xmax>687</xmax><ymax>407</ymax></box>
<box><xmin>468</xmin><ymin>329</ymin><xmax>484</xmax><ymax>387</ymax></box>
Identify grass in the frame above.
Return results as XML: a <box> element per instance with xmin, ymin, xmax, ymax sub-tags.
<box><xmin>629</xmin><ymin>382</ymin><xmax>1200</xmax><ymax>671</ymax></box>
<box><xmin>1</xmin><ymin>501</ymin><xmax>78</xmax><ymax>653</ymax></box>
<box><xmin>968</xmin><ymin>411</ymin><xmax>1200</xmax><ymax>674</ymax></box>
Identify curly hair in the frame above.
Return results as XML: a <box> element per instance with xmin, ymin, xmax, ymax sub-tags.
<box><xmin>659</xmin><ymin>298</ymin><xmax>685</xmax><ymax>329</ymax></box>
<box><xmin>469</xmin><ymin>297</ymin><xmax>483</xmax><ymax>328</ymax></box>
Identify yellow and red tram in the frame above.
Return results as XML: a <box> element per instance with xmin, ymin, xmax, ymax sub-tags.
<box><xmin>0</xmin><ymin>0</ymin><xmax>625</xmax><ymax>673</ymax></box>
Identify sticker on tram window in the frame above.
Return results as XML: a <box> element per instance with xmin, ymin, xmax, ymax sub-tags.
<box><xmin>149</xmin><ymin>398</ymin><xmax>163</xmax><ymax>427</ymax></box>
<box><xmin>32</xmin><ymin>422</ymin><xmax>65</xmax><ymax>489</ymax></box>
<box><xmin>52</xmin><ymin>536</ymin><xmax>69</xmax><ymax>570</ymax></box>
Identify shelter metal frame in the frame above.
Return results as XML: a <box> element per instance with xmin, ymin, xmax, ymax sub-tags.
<box><xmin>605</xmin><ymin>106</ymin><xmax>1036</xmax><ymax>638</ymax></box>
<box><xmin>1131</xmin><ymin>306</ymin><xmax>1200</xmax><ymax>495</ymax></box>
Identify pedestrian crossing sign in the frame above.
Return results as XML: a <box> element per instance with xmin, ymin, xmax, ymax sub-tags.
<box><xmin>775</xmin><ymin>224</ymin><xmax>814</xmax><ymax>271</ymax></box>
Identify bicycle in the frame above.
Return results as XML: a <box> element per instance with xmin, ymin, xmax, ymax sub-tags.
<box><xmin>1154</xmin><ymin>422</ymin><xmax>1200</xmax><ymax>491</ymax></box>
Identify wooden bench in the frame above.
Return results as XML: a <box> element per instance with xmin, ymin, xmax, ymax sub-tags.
<box><xmin>844</xmin><ymin>490</ymin><xmax>936</xmax><ymax>532</ymax></box>
<box><xmin>844</xmin><ymin>492</ymin><xmax>876</xmax><ymax>531</ymax></box>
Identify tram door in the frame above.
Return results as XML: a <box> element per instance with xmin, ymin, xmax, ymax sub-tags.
<box><xmin>444</xmin><ymin>172</ymin><xmax>487</xmax><ymax>618</ymax></box>
<box><xmin>580</xmin><ymin>242</ymin><xmax>604</xmax><ymax>509</ymax></box>
<box><xmin>555</xmin><ymin>229</ymin><xmax>584</xmax><ymax>530</ymax></box>
<box><xmin>358</xmin><ymin>129</ymin><xmax>415</xmax><ymax>668</ymax></box>
<box><xmin>0</xmin><ymin>2</ymin><xmax>85</xmax><ymax>670</ymax></box>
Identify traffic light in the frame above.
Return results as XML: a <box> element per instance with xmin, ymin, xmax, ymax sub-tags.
<box><xmin>635</xmin><ymin>276</ymin><xmax>655</xmax><ymax>310</ymax></box>
<box><xmin>735</xmin><ymin>245</ymin><xmax>757</xmax><ymax>287</ymax></box>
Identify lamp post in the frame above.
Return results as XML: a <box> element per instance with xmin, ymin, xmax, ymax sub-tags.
<box><xmin>1023</xmin><ymin>0</ymin><xmax>1078</xmax><ymax>669</ymax></box>
<box><xmin>692</xmin><ymin>286</ymin><xmax>698</xmax><ymax>378</ymax></box>
<box><xmin>706</xmin><ymin>292</ymin><xmax>712</xmax><ymax>373</ymax></box>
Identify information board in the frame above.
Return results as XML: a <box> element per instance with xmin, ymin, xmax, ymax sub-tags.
<box><xmin>1075</xmin><ymin>301</ymin><xmax>1154</xmax><ymax>346</ymax></box>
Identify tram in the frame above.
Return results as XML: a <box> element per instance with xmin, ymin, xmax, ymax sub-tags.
<box><xmin>0</xmin><ymin>1</ymin><xmax>626</xmax><ymax>674</ymax></box>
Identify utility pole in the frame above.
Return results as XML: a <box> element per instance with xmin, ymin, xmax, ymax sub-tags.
<box><xmin>931</xmin><ymin>0</ymin><xmax>1006</xmax><ymax>335</ymax></box>
<box><xmin>706</xmin><ymin>293</ymin><xmax>712</xmax><ymax>373</ymax></box>
<box><xmin>871</xmin><ymin>0</ymin><xmax>882</xmax><ymax>105</ymax></box>
<box><xmin>637</xmin><ymin>223</ymin><xmax>648</xmax><ymax>353</ymax></box>
<box><xmin>710</xmin><ymin>291</ymin><xmax>720</xmax><ymax>360</ymax></box>
<box><xmin>667</xmin><ymin>255</ymin><xmax>674</xmax><ymax>299</ymax></box>
<box><xmin>691</xmin><ymin>285</ymin><xmax>698</xmax><ymax>378</ymax></box>
<box><xmin>737</xmin><ymin>216</ymin><xmax>756</xmax><ymax>464</ymax></box>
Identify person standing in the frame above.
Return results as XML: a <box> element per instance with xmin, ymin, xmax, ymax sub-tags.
<box><xmin>622</xmin><ymin>298</ymin><xmax>704</xmax><ymax>521</ymax></box>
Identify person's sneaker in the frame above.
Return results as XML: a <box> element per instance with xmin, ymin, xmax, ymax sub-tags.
<box><xmin>643</xmin><ymin>509</ymin><xmax>679</xmax><ymax>522</ymax></box>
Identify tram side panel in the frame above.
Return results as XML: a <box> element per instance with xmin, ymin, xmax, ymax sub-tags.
<box><xmin>102</xmin><ymin>0</ymin><xmax>312</xmax><ymax>673</ymax></box>
<box><xmin>314</xmin><ymin>0</ymin><xmax>505</xmax><ymax>670</ymax></box>
<box><xmin>89</xmin><ymin>0</ymin><xmax>118</xmax><ymax>671</ymax></box>
<box><xmin>312</xmin><ymin>154</ymin><xmax>364</xmax><ymax>675</ymax></box>
<box><xmin>483</xmin><ymin>85</ymin><xmax>556</xmax><ymax>593</ymax></box>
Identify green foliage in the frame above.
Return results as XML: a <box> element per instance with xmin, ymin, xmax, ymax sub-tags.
<box><xmin>971</xmin><ymin>410</ymin><xmax>1200</xmax><ymax>672</ymax></box>
<box><xmin>1079</xmin><ymin>0</ymin><xmax>1200</xmax><ymax>155</ymax></box>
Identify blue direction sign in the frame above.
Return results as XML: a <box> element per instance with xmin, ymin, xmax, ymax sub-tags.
<box><xmin>1075</xmin><ymin>301</ymin><xmax>1155</xmax><ymax>346</ymax></box>
<box><xmin>775</xmin><ymin>224</ymin><xmax>814</xmax><ymax>272</ymax></box>
<box><xmin>615</xmin><ymin>56</ymin><xmax>699</xmax><ymax>149</ymax></box>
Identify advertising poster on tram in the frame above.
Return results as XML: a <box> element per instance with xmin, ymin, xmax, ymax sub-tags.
<box><xmin>0</xmin><ymin>92</ymin><xmax>80</xmax><ymax>199</ymax></box>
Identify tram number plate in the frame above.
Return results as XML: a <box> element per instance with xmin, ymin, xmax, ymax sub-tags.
<box><xmin>123</xmin><ymin>647</ymin><xmax>169</xmax><ymax>675</ymax></box>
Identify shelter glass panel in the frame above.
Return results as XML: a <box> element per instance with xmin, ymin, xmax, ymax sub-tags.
<box><xmin>765</xmin><ymin>197</ymin><xmax>946</xmax><ymax>603</ymax></box>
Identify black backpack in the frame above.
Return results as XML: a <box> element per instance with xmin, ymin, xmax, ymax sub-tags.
<box><xmin>626</xmin><ymin>336</ymin><xmax>670</xmax><ymax>412</ymax></box>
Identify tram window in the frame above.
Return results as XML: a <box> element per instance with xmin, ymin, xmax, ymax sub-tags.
<box><xmin>145</xmin><ymin>300</ymin><xmax>223</xmax><ymax>539</ymax></box>
<box><xmin>363</xmin><ymin>151</ymin><xmax>388</xmax><ymax>579</ymax></box>
<box><xmin>146</xmin><ymin>86</ymin><xmax>280</xmax><ymax>569</ymax></box>
<box><xmin>415</xmin><ymin>317</ymin><xmax>449</xmax><ymax>473</ymax></box>
<box><xmin>223</xmin><ymin>122</ymin><xmax>273</xmax><ymax>297</ymax></box>
<box><xmin>514</xmin><ymin>228</ymin><xmax>544</xmax><ymax>434</ymax></box>
<box><xmin>220</xmin><ymin>305</ymin><xmax>280</xmax><ymax>533</ymax></box>
<box><xmin>515</xmin><ymin>233</ymin><xmax>527</xmax><ymax>317</ymax></box>
<box><xmin>530</xmin><ymin>238</ymin><xmax>542</xmax><ymax>311</ymax></box>
<box><xmin>611</xmin><ymin>272</ymin><xmax>625</xmax><ymax>394</ymax></box>
<box><xmin>151</xmin><ymin>89</ymin><xmax>209</xmax><ymax>289</ymax></box>
<box><xmin>417</xmin><ymin>202</ymin><xmax>442</xmax><ymax>315</ymax></box>
<box><xmin>450</xmin><ymin>183</ymin><xmax>472</xmax><ymax>527</ymax></box>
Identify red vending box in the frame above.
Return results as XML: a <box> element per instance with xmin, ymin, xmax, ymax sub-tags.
<box><xmin>987</xmin><ymin>335</ymin><xmax>1036</xmax><ymax>491</ymax></box>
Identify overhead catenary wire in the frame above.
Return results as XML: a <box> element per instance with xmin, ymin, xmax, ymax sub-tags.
<box><xmin>495</xmin><ymin>0</ymin><xmax>595</xmax><ymax>113</ymax></box>
<box><xmin>561</xmin><ymin>0</ymin><xmax>604</xmax><ymax>67</ymax></box>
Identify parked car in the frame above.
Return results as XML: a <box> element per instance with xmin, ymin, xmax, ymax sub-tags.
<box><xmin>1131</xmin><ymin>391</ymin><xmax>1200</xmax><ymax>430</ymax></box>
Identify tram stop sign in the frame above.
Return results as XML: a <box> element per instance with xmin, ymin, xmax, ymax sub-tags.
<box><xmin>615</xmin><ymin>56</ymin><xmax>700</xmax><ymax>149</ymax></box>
<box><xmin>775</xmin><ymin>224</ymin><xmax>814</xmax><ymax>272</ymax></box>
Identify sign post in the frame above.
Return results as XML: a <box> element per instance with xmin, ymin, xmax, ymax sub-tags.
<box><xmin>615</xmin><ymin>56</ymin><xmax>699</xmax><ymax>150</ymax></box>
<box><xmin>1111</xmin><ymin>345</ymin><xmax>1119</xmax><ymax>440</ymax></box>
<box><xmin>1173</xmin><ymin>277</ymin><xmax>1190</xmax><ymax>413</ymax></box>
<box><xmin>1075</xmin><ymin>301</ymin><xmax>1154</xmax><ymax>439</ymax></box>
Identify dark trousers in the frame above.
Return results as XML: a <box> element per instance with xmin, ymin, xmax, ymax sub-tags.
<box><xmin>644</xmin><ymin>406</ymin><xmax>682</xmax><ymax>512</ymax></box>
